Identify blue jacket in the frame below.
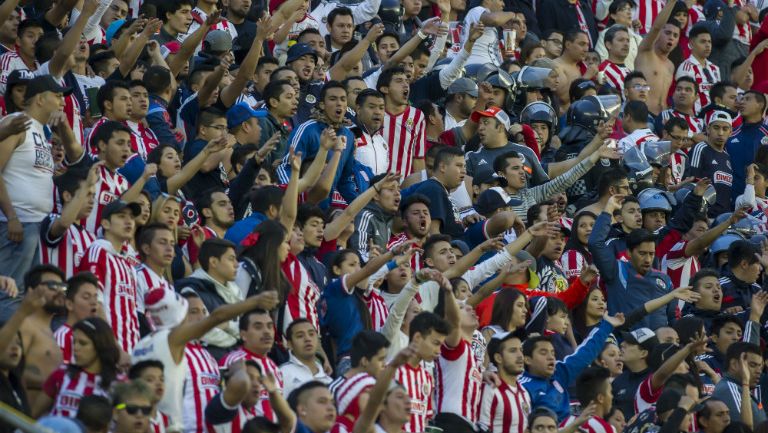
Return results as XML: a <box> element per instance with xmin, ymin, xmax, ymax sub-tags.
<box><xmin>519</xmin><ymin>320</ymin><xmax>614</xmax><ymax>421</ymax></box>
<box><xmin>588</xmin><ymin>212</ymin><xmax>673</xmax><ymax>330</ymax></box>
<box><xmin>147</xmin><ymin>94</ymin><xmax>184</xmax><ymax>151</ymax></box>
<box><xmin>275</xmin><ymin>119</ymin><xmax>358</xmax><ymax>205</ymax></box>
<box><xmin>224</xmin><ymin>212</ymin><xmax>267</xmax><ymax>247</ymax></box>
<box><xmin>726</xmin><ymin>121</ymin><xmax>768</xmax><ymax>201</ymax></box>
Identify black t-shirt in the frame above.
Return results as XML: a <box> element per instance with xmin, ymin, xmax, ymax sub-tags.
<box><xmin>412</xmin><ymin>179</ymin><xmax>464</xmax><ymax>239</ymax></box>
<box><xmin>683</xmin><ymin>141</ymin><xmax>732</xmax><ymax>217</ymax></box>
<box><xmin>612</xmin><ymin>367</ymin><xmax>651</xmax><ymax>418</ymax></box>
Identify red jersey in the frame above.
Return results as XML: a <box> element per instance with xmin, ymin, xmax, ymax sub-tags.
<box><xmin>184</xmin><ymin>342</ymin><xmax>221</xmax><ymax>433</ymax></box>
<box><xmin>676</xmin><ymin>57</ymin><xmax>722</xmax><ymax>114</ymax></box>
<box><xmin>206</xmin><ymin>405</ymin><xmax>258</xmax><ymax>433</ymax></box>
<box><xmin>560</xmin><ymin>415</ymin><xmax>617</xmax><ymax>433</ymax></box>
<box><xmin>54</xmin><ymin>324</ymin><xmax>73</xmax><ymax>364</ymax></box>
<box><xmin>40</xmin><ymin>213</ymin><xmax>96</xmax><ymax>278</ymax></box>
<box><xmin>44</xmin><ymin>366</ymin><xmax>111</xmax><ymax>417</ymax></box>
<box><xmin>560</xmin><ymin>249</ymin><xmax>591</xmax><ymax>283</ymax></box>
<box><xmin>282</xmin><ymin>253</ymin><xmax>321</xmax><ymax>333</ymax></box>
<box><xmin>135</xmin><ymin>264</ymin><xmax>173</xmax><ymax>314</ymax></box>
<box><xmin>219</xmin><ymin>348</ymin><xmax>284</xmax><ymax>423</ymax></box>
<box><xmin>82</xmin><ymin>164</ymin><xmax>130</xmax><ymax>234</ymax></box>
<box><xmin>634</xmin><ymin>0</ymin><xmax>664</xmax><ymax>35</ymax></box>
<box><xmin>435</xmin><ymin>339</ymin><xmax>483</xmax><ymax>423</ymax></box>
<box><xmin>383</xmin><ymin>106</ymin><xmax>426</xmax><ymax>177</ymax></box>
<box><xmin>660</xmin><ymin>238</ymin><xmax>699</xmax><ymax>289</ymax></box>
<box><xmin>78</xmin><ymin>239</ymin><xmax>140</xmax><ymax>352</ymax></box>
<box><xmin>395</xmin><ymin>362</ymin><xmax>434</xmax><ymax>433</ymax></box>
<box><xmin>151</xmin><ymin>411</ymin><xmax>172</xmax><ymax>433</ymax></box>
<box><xmin>329</xmin><ymin>372</ymin><xmax>376</xmax><ymax>418</ymax></box>
<box><xmin>478</xmin><ymin>380</ymin><xmax>531</xmax><ymax>433</ymax></box>
<box><xmin>659</xmin><ymin>109</ymin><xmax>705</xmax><ymax>134</ymax></box>
<box><xmin>363</xmin><ymin>289</ymin><xmax>388</xmax><ymax>331</ymax></box>
<box><xmin>387</xmin><ymin>233</ymin><xmax>423</xmax><ymax>272</ymax></box>
<box><xmin>599</xmin><ymin>60</ymin><xmax>631</xmax><ymax>95</ymax></box>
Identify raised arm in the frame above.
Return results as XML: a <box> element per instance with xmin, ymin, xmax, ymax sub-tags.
<box><xmin>263</xmin><ymin>368</ymin><xmax>297</xmax><ymax>433</ymax></box>
<box><xmin>221</xmin><ymin>15</ymin><xmax>275</xmax><ymax>107</ymax></box>
<box><xmin>733</xmin><ymin>40</ymin><xmax>768</xmax><ymax>86</ymax></box>
<box><xmin>278</xmin><ymin>149</ymin><xmax>302</xmax><ymax>231</ymax></box>
<box><xmin>121</xmin><ymin>163</ymin><xmax>157</xmax><ymax>203</ymax></box>
<box><xmin>384</xmin><ymin>18</ymin><xmax>445</xmax><ymax>69</ymax></box>
<box><xmin>169</xmin><ymin>11</ymin><xmax>219</xmax><ymax>77</ymax></box>
<box><xmin>49</xmin><ymin>163</ymin><xmax>100</xmax><ymax>239</ymax></box>
<box><xmin>324</xmin><ymin>172</ymin><xmax>399</xmax><ymax>241</ymax></box>
<box><xmin>649</xmin><ymin>332</ymin><xmax>708</xmax><ymax>390</ymax></box>
<box><xmin>166</xmin><ymin>137</ymin><xmax>230</xmax><ymax>195</ymax></box>
<box><xmin>119</xmin><ymin>18</ymin><xmax>163</xmax><ymax>77</ymax></box>
<box><xmin>354</xmin><ymin>347</ymin><xmax>413</xmax><ymax>433</ymax></box>
<box><xmin>49</xmin><ymin>0</ymin><xmax>98</xmax><ymax>77</ymax></box>
<box><xmin>638</xmin><ymin>0</ymin><xmax>677</xmax><ymax>52</ymax></box>
<box><xmin>345</xmin><ymin>242</ymin><xmax>415</xmax><ymax>290</ymax></box>
<box><xmin>587</xmin><ymin>196</ymin><xmax>623</xmax><ymax>283</ymax></box>
<box><xmin>329</xmin><ymin>24</ymin><xmax>384</xmax><ymax>81</ymax></box>
<box><xmin>685</xmin><ymin>209</ymin><xmax>745</xmax><ymax>257</ymax></box>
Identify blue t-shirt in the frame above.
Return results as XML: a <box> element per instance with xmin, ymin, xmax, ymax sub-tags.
<box><xmin>411</xmin><ymin>179</ymin><xmax>464</xmax><ymax>239</ymax></box>
<box><xmin>319</xmin><ymin>275</ymin><xmax>363</xmax><ymax>356</ymax></box>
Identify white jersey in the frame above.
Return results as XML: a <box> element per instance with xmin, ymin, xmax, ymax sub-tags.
<box><xmin>462</xmin><ymin>7</ymin><xmax>501</xmax><ymax>66</ymax></box>
<box><xmin>135</xmin><ymin>264</ymin><xmax>173</xmax><ymax>313</ymax></box>
<box><xmin>0</xmin><ymin>116</ymin><xmax>53</xmax><ymax>222</ymax></box>
<box><xmin>435</xmin><ymin>339</ymin><xmax>483</xmax><ymax>424</ymax></box>
<box><xmin>132</xmin><ymin>329</ymin><xmax>187</xmax><ymax>433</ymax></box>
<box><xmin>0</xmin><ymin>51</ymin><xmax>36</xmax><ymax>95</ymax></box>
<box><xmin>617</xmin><ymin>128</ymin><xmax>659</xmax><ymax>154</ymax></box>
<box><xmin>355</xmin><ymin>129</ymin><xmax>389</xmax><ymax>175</ymax></box>
<box><xmin>183</xmin><ymin>342</ymin><xmax>220</xmax><ymax>433</ymax></box>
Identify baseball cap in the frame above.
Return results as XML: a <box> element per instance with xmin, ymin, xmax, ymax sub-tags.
<box><xmin>475</xmin><ymin>186</ymin><xmax>514</xmax><ymax>216</ymax></box>
<box><xmin>286</xmin><ymin>43</ymin><xmax>318</xmax><ymax>64</ymax></box>
<box><xmin>25</xmin><ymin>75</ymin><xmax>72</xmax><ymax>99</ymax></box>
<box><xmin>227</xmin><ymin>102</ymin><xmax>268</xmax><ymax>130</ymax></box>
<box><xmin>447</xmin><ymin>77</ymin><xmax>479</xmax><ymax>97</ymax></box>
<box><xmin>204</xmin><ymin>30</ymin><xmax>233</xmax><ymax>53</ymax></box>
<box><xmin>471</xmin><ymin>106</ymin><xmax>511</xmax><ymax>131</ymax></box>
<box><xmin>102</xmin><ymin>199</ymin><xmax>142</xmax><ymax>220</ymax></box>
<box><xmin>450</xmin><ymin>239</ymin><xmax>470</xmax><ymax>256</ymax></box>
<box><xmin>655</xmin><ymin>389</ymin><xmax>706</xmax><ymax>414</ymax></box>
<box><xmin>487</xmin><ymin>329</ymin><xmax>526</xmax><ymax>360</ymax></box>
<box><xmin>707</xmin><ymin>110</ymin><xmax>732</xmax><ymax>127</ymax></box>
<box><xmin>7</xmin><ymin>69</ymin><xmax>34</xmax><ymax>89</ymax></box>
<box><xmin>621</xmin><ymin>327</ymin><xmax>658</xmax><ymax>351</ymax></box>
<box><xmin>472</xmin><ymin>171</ymin><xmax>505</xmax><ymax>186</ymax></box>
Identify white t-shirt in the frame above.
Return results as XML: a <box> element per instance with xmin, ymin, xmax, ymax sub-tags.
<box><xmin>462</xmin><ymin>7</ymin><xmax>501</xmax><ymax>66</ymax></box>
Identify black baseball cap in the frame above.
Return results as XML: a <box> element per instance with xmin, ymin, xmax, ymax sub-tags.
<box><xmin>655</xmin><ymin>389</ymin><xmax>705</xmax><ymax>414</ymax></box>
<box><xmin>25</xmin><ymin>75</ymin><xmax>72</xmax><ymax>99</ymax></box>
<box><xmin>102</xmin><ymin>200</ymin><xmax>142</xmax><ymax>220</ymax></box>
<box><xmin>7</xmin><ymin>69</ymin><xmax>34</xmax><ymax>89</ymax></box>
<box><xmin>475</xmin><ymin>187</ymin><xmax>513</xmax><ymax>217</ymax></box>
<box><xmin>286</xmin><ymin>43</ymin><xmax>318</xmax><ymax>64</ymax></box>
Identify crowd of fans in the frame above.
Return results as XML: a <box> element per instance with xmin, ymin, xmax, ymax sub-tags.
<box><xmin>0</xmin><ymin>0</ymin><xmax>768</xmax><ymax>431</ymax></box>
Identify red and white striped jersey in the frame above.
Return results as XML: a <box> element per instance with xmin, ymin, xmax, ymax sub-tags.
<box><xmin>44</xmin><ymin>366</ymin><xmax>110</xmax><ymax>417</ymax></box>
<box><xmin>0</xmin><ymin>50</ymin><xmax>36</xmax><ymax>94</ymax></box>
<box><xmin>330</xmin><ymin>416</ymin><xmax>354</xmax><ymax>433</ymax></box>
<box><xmin>78</xmin><ymin>239</ymin><xmax>140</xmax><ymax>352</ymax></box>
<box><xmin>617</xmin><ymin>128</ymin><xmax>660</xmax><ymax>154</ymax></box>
<box><xmin>126</xmin><ymin>120</ymin><xmax>159</xmax><ymax>160</ymax></box>
<box><xmin>687</xmin><ymin>5</ymin><xmax>705</xmax><ymax>36</ymax></box>
<box><xmin>676</xmin><ymin>56</ymin><xmax>722</xmax><ymax>114</ymax></box>
<box><xmin>184</xmin><ymin>342</ymin><xmax>221</xmax><ymax>433</ymax></box>
<box><xmin>387</xmin><ymin>233</ymin><xmax>423</xmax><ymax>272</ymax></box>
<box><xmin>671</xmin><ymin>150</ymin><xmax>688</xmax><ymax>185</ymax></box>
<box><xmin>560</xmin><ymin>249</ymin><xmax>590</xmax><ymax>283</ymax></box>
<box><xmin>82</xmin><ymin>164</ymin><xmax>130</xmax><ymax>234</ymax></box>
<box><xmin>135</xmin><ymin>264</ymin><xmax>173</xmax><ymax>314</ymax></box>
<box><xmin>151</xmin><ymin>410</ymin><xmax>172</xmax><ymax>433</ymax></box>
<box><xmin>478</xmin><ymin>380</ymin><xmax>531</xmax><ymax>433</ymax></box>
<box><xmin>35</xmin><ymin>61</ymin><xmax>85</xmax><ymax>146</ymax></box>
<box><xmin>633</xmin><ymin>0</ymin><xmax>664</xmax><ymax>35</ymax></box>
<box><xmin>435</xmin><ymin>339</ymin><xmax>483</xmax><ymax>424</ymax></box>
<box><xmin>659</xmin><ymin>109</ymin><xmax>705</xmax><ymax>134</ymax></box>
<box><xmin>54</xmin><ymin>324</ymin><xmax>73</xmax><ymax>364</ymax></box>
<box><xmin>183</xmin><ymin>8</ymin><xmax>238</xmax><ymax>45</ymax></box>
<box><xmin>634</xmin><ymin>373</ymin><xmax>661</xmax><ymax>413</ymax></box>
<box><xmin>206</xmin><ymin>404</ymin><xmax>258</xmax><ymax>433</ymax></box>
<box><xmin>560</xmin><ymin>415</ymin><xmax>617</xmax><ymax>433</ymax></box>
<box><xmin>660</xmin><ymin>239</ymin><xmax>699</xmax><ymax>294</ymax></box>
<box><xmin>85</xmin><ymin>117</ymin><xmax>109</xmax><ymax>156</ymax></box>
<box><xmin>732</xmin><ymin>0</ymin><xmax>751</xmax><ymax>45</ymax></box>
<box><xmin>363</xmin><ymin>289</ymin><xmax>388</xmax><ymax>331</ymax></box>
<box><xmin>573</xmin><ymin>2</ymin><xmax>594</xmax><ymax>46</ymax></box>
<box><xmin>395</xmin><ymin>362</ymin><xmax>434</xmax><ymax>433</ymax></box>
<box><xmin>219</xmin><ymin>348</ymin><xmax>284</xmax><ymax>423</ymax></box>
<box><xmin>383</xmin><ymin>106</ymin><xmax>426</xmax><ymax>177</ymax></box>
<box><xmin>329</xmin><ymin>372</ymin><xmax>376</xmax><ymax>418</ymax></box>
<box><xmin>282</xmin><ymin>253</ymin><xmax>321</xmax><ymax>333</ymax></box>
<box><xmin>40</xmin><ymin>213</ymin><xmax>96</xmax><ymax>278</ymax></box>
<box><xmin>598</xmin><ymin>60</ymin><xmax>631</xmax><ymax>95</ymax></box>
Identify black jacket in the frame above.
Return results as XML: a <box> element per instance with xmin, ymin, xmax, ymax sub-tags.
<box><xmin>536</xmin><ymin>0</ymin><xmax>598</xmax><ymax>46</ymax></box>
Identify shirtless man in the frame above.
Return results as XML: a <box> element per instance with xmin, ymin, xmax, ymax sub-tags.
<box><xmin>555</xmin><ymin>31</ymin><xmax>597</xmax><ymax>114</ymax></box>
<box><xmin>18</xmin><ymin>265</ymin><xmax>66</xmax><ymax>403</ymax></box>
<box><xmin>635</xmin><ymin>0</ymin><xmax>679</xmax><ymax>115</ymax></box>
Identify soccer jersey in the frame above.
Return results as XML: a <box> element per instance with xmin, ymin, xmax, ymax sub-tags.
<box><xmin>560</xmin><ymin>415</ymin><xmax>616</xmax><ymax>433</ymax></box>
<box><xmin>184</xmin><ymin>342</ymin><xmax>221</xmax><ymax>433</ymax></box>
<box><xmin>82</xmin><ymin>164</ymin><xmax>130</xmax><ymax>234</ymax></box>
<box><xmin>435</xmin><ymin>339</ymin><xmax>483</xmax><ymax>424</ymax></box>
<box><xmin>396</xmin><ymin>361</ymin><xmax>434</xmax><ymax>433</ymax></box>
<box><xmin>659</xmin><ymin>109</ymin><xmax>705</xmax><ymax>135</ymax></box>
<box><xmin>282</xmin><ymin>253</ymin><xmax>321</xmax><ymax>333</ymax></box>
<box><xmin>44</xmin><ymin>366</ymin><xmax>110</xmax><ymax>417</ymax></box>
<box><xmin>633</xmin><ymin>0</ymin><xmax>664</xmax><ymax>35</ymax></box>
<box><xmin>660</xmin><ymin>238</ymin><xmax>700</xmax><ymax>289</ymax></box>
<box><xmin>684</xmin><ymin>141</ymin><xmax>733</xmax><ymax>217</ymax></box>
<box><xmin>478</xmin><ymin>380</ymin><xmax>531</xmax><ymax>433</ymax></box>
<box><xmin>383</xmin><ymin>106</ymin><xmax>426</xmax><ymax>177</ymax></box>
<box><xmin>598</xmin><ymin>60</ymin><xmax>630</xmax><ymax>95</ymax></box>
<box><xmin>219</xmin><ymin>348</ymin><xmax>283</xmax><ymax>423</ymax></box>
<box><xmin>676</xmin><ymin>57</ymin><xmax>722</xmax><ymax>115</ymax></box>
<box><xmin>78</xmin><ymin>238</ymin><xmax>140</xmax><ymax>352</ymax></box>
<box><xmin>329</xmin><ymin>372</ymin><xmax>377</xmax><ymax>418</ymax></box>
<box><xmin>387</xmin><ymin>233</ymin><xmax>423</xmax><ymax>273</ymax></box>
<box><xmin>135</xmin><ymin>264</ymin><xmax>173</xmax><ymax>314</ymax></box>
<box><xmin>40</xmin><ymin>214</ymin><xmax>95</xmax><ymax>278</ymax></box>
<box><xmin>617</xmin><ymin>128</ymin><xmax>660</xmax><ymax>154</ymax></box>
<box><xmin>53</xmin><ymin>324</ymin><xmax>73</xmax><ymax>364</ymax></box>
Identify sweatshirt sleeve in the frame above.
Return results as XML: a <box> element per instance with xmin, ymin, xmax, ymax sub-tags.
<box><xmin>588</xmin><ymin>212</ymin><xmax>619</xmax><ymax>285</ymax></box>
<box><xmin>381</xmin><ymin>281</ymin><xmax>420</xmax><ymax>343</ymax></box>
<box><xmin>463</xmin><ymin>249</ymin><xmax>513</xmax><ymax>289</ymax></box>
<box><xmin>556</xmin><ymin>320</ymin><xmax>614</xmax><ymax>386</ymax></box>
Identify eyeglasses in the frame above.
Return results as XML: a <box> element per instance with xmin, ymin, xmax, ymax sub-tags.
<box><xmin>39</xmin><ymin>281</ymin><xmax>68</xmax><ymax>292</ymax></box>
<box><xmin>115</xmin><ymin>404</ymin><xmax>152</xmax><ymax>416</ymax></box>
<box><xmin>632</xmin><ymin>84</ymin><xmax>651</xmax><ymax>91</ymax></box>
<box><xmin>205</xmin><ymin>124</ymin><xmax>228</xmax><ymax>131</ymax></box>
<box><xmin>546</xmin><ymin>38</ymin><xmax>563</xmax><ymax>46</ymax></box>
<box><xmin>668</xmin><ymin>134</ymin><xmax>688</xmax><ymax>141</ymax></box>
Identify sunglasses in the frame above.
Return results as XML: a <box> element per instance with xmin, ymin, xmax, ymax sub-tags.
<box><xmin>40</xmin><ymin>281</ymin><xmax>68</xmax><ymax>292</ymax></box>
<box><xmin>115</xmin><ymin>403</ymin><xmax>152</xmax><ymax>416</ymax></box>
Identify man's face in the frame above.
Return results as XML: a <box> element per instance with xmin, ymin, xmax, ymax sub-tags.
<box><xmin>694</xmin><ymin>275</ymin><xmax>722</xmax><ymax>311</ymax></box>
<box><xmin>226</xmin><ymin>0</ymin><xmax>251</xmax><ymax>18</ymax></box>
<box><xmin>690</xmin><ymin>33</ymin><xmax>712</xmax><ymax>59</ymax></box>
<box><xmin>656</xmin><ymin>23</ymin><xmax>680</xmax><ymax>54</ymax></box>
<box><xmin>414</xmin><ymin>330</ymin><xmax>446</xmax><ymax>362</ymax></box>
<box><xmin>501</xmin><ymin>157</ymin><xmax>527</xmax><ymax>190</ymax></box>
<box><xmin>377</xmin><ymin>35</ymin><xmax>400</xmax><ymax>64</ymax></box>
<box><xmin>411</xmin><ymin>54</ymin><xmax>429</xmax><ymax>82</ymax></box>
<box><xmin>701</xmin><ymin>401</ymin><xmax>730</xmax><ymax>433</ymax></box>
<box><xmin>186</xmin><ymin>296</ymin><xmax>208</xmax><ymax>323</ymax></box>
<box><xmin>619</xmin><ymin>341</ymin><xmax>646</xmax><ymax>364</ymax></box>
<box><xmin>243</xmin><ymin>364</ymin><xmax>264</xmax><ymax>407</ymax></box>
<box><xmin>271</xmin><ymin>83</ymin><xmax>298</xmax><ymax>119</ymax></box>
<box><xmin>665</xmin><ymin>125</ymin><xmax>691</xmax><ymax>153</ymax></box>
<box><xmin>625</xmin><ymin>78</ymin><xmax>649</xmax><ymax>102</ymax></box>
<box><xmin>320</xmin><ymin>87</ymin><xmax>348</xmax><ymax>124</ymax></box>
<box><xmin>103</xmin><ymin>209</ymin><xmax>136</xmax><ymax>241</ymax></box>
<box><xmin>426</xmin><ymin>240</ymin><xmax>457</xmax><ymax>271</ymax></box>
<box><xmin>145</xmin><ymin>228</ymin><xmax>175</xmax><ymax>268</ymax></box>
<box><xmin>256</xmin><ymin>63</ymin><xmax>278</xmax><ymax>89</ymax></box>
<box><xmin>357</xmin><ymin>95</ymin><xmax>385</xmax><ymax>131</ymax></box>
<box><xmin>740</xmin><ymin>93</ymin><xmax>765</xmax><ymax>118</ymax></box>
<box><xmin>291</xmin><ymin>54</ymin><xmax>317</xmax><ymax>82</ymax></box>
<box><xmin>707</xmin><ymin>122</ymin><xmax>732</xmax><ymax>147</ymax></box>
<box><xmin>200</xmin><ymin>116</ymin><xmax>228</xmax><ymax>141</ymax></box>
<box><xmin>439</xmin><ymin>155</ymin><xmax>466</xmax><ymax>190</ymax></box>
<box><xmin>328</xmin><ymin>15</ymin><xmax>354</xmax><ymax>46</ymax></box>
<box><xmin>643</xmin><ymin>210</ymin><xmax>666</xmax><ymax>232</ymax></box>
<box><xmin>404</xmin><ymin>203</ymin><xmax>430</xmax><ymax>237</ymax></box>
<box><xmin>403</xmin><ymin>0</ymin><xmax>422</xmax><ymax>16</ymax></box>
<box><xmin>0</xmin><ymin>10</ymin><xmax>19</xmax><ymax>42</ymax></box>
<box><xmin>714</xmin><ymin>322</ymin><xmax>742</xmax><ymax>354</ymax></box>
<box><xmin>166</xmin><ymin>5</ymin><xmax>193</xmax><ymax>35</ymax></box>
<box><xmin>738</xmin><ymin>353</ymin><xmax>763</xmax><ymax>388</ymax></box>
<box><xmin>137</xmin><ymin>367</ymin><xmax>165</xmax><ymax>403</ymax></box>
<box><xmin>108</xmin><ymin>88</ymin><xmax>133</xmax><ymax>120</ymax></box>
<box><xmin>288</xmin><ymin>321</ymin><xmax>318</xmax><ymax>359</ymax></box>
<box><xmin>619</xmin><ymin>201</ymin><xmax>642</xmax><ymax>230</ymax></box>
<box><xmin>489</xmin><ymin>87</ymin><xmax>506</xmax><ymax>108</ymax></box>
<box><xmin>565</xmin><ymin>33</ymin><xmax>589</xmax><ymax>61</ymax></box>
<box><xmin>543</xmin><ymin>33</ymin><xmax>563</xmax><ymax>58</ymax></box>
<box><xmin>496</xmin><ymin>338</ymin><xmax>525</xmax><ymax>376</ymax></box>
<box><xmin>606</xmin><ymin>30</ymin><xmax>630</xmax><ymax>60</ymax></box>
<box><xmin>542</xmin><ymin>232</ymin><xmax>566</xmax><ymax>261</ymax></box>
<box><xmin>477</xmin><ymin>117</ymin><xmax>502</xmax><ymax>145</ymax></box>
<box><xmin>113</xmin><ymin>396</ymin><xmax>151</xmax><ymax>433</ymax></box>
<box><xmin>345</xmin><ymin>79</ymin><xmax>367</xmax><ymax>111</ymax></box>
<box><xmin>673</xmin><ymin>81</ymin><xmax>696</xmax><ymax>109</ymax></box>
<box><xmin>629</xmin><ymin>241</ymin><xmax>655</xmax><ymax>274</ymax></box>
<box><xmin>530</xmin><ymin>417</ymin><xmax>558</xmax><ymax>433</ymax></box>
<box><xmin>0</xmin><ymin>332</ymin><xmax>21</xmax><ymax>370</ymax></box>
<box><xmin>129</xmin><ymin>85</ymin><xmax>149</xmax><ymax>118</ymax></box>
<box><xmin>66</xmin><ymin>282</ymin><xmax>101</xmax><ymax>322</ymax></box>
<box><xmin>376</xmin><ymin>181</ymin><xmax>401</xmax><ymax>213</ymax></box>
<box><xmin>384</xmin><ymin>73</ymin><xmax>410</xmax><ymax>106</ymax></box>
<box><xmin>101</xmin><ymin>0</ymin><xmax>128</xmax><ymax>28</ymax></box>
<box><xmin>300</xmin><ymin>387</ymin><xmax>337</xmax><ymax>432</ymax></box>
<box><xmin>301</xmin><ymin>216</ymin><xmax>325</xmax><ymax>248</ymax></box>
<box><xmin>241</xmin><ymin>312</ymin><xmax>275</xmax><ymax>354</ymax></box>
<box><xmin>206</xmin><ymin>192</ymin><xmax>235</xmax><ymax>228</ymax></box>
<box><xmin>300</xmin><ymin>32</ymin><xmax>326</xmax><ymax>56</ymax></box>
<box><xmin>716</xmin><ymin>86</ymin><xmax>738</xmax><ymax>110</ymax></box>
<box><xmin>525</xmin><ymin>341</ymin><xmax>556</xmax><ymax>377</ymax></box>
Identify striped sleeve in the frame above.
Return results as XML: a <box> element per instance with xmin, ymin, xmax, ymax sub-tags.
<box><xmin>529</xmin><ymin>157</ymin><xmax>595</xmax><ymax>202</ymax></box>
<box><xmin>276</xmin><ymin>121</ymin><xmax>315</xmax><ymax>183</ymax></box>
<box><xmin>351</xmin><ymin>210</ymin><xmax>373</xmax><ymax>262</ymax></box>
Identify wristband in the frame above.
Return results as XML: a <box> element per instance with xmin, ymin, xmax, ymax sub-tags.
<box><xmin>417</xmin><ymin>30</ymin><xmax>427</xmax><ymax>40</ymax></box>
